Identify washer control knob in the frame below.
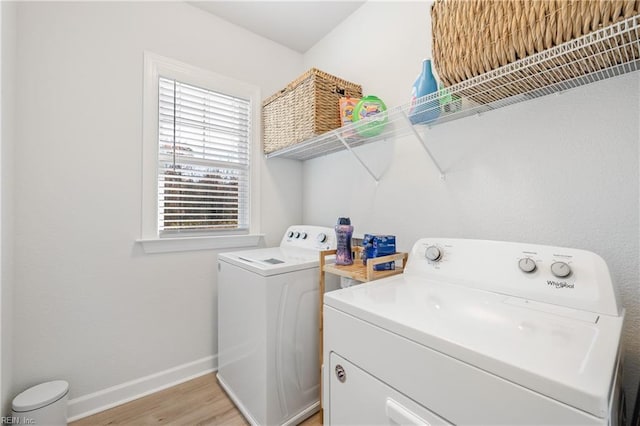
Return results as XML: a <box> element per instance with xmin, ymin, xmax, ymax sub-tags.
<box><xmin>287</xmin><ymin>231</ymin><xmax>294</xmax><ymax>238</ymax></box>
<box><xmin>317</xmin><ymin>233</ymin><xmax>327</xmax><ymax>243</ymax></box>
<box><xmin>294</xmin><ymin>232</ymin><xmax>300</xmax><ymax>239</ymax></box>
<box><xmin>551</xmin><ymin>261</ymin><xmax>572</xmax><ymax>278</ymax></box>
<box><xmin>518</xmin><ymin>258</ymin><xmax>537</xmax><ymax>273</ymax></box>
<box><xmin>425</xmin><ymin>246</ymin><xmax>442</xmax><ymax>262</ymax></box>
<box><xmin>300</xmin><ymin>232</ymin><xmax>308</xmax><ymax>239</ymax></box>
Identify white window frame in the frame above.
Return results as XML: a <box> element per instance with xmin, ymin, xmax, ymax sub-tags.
<box><xmin>139</xmin><ymin>52</ymin><xmax>262</xmax><ymax>253</ymax></box>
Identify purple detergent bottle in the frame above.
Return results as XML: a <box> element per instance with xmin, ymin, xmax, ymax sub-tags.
<box><xmin>335</xmin><ymin>217</ymin><xmax>354</xmax><ymax>265</ymax></box>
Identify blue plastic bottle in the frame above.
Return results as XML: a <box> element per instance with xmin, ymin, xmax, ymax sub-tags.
<box><xmin>409</xmin><ymin>59</ymin><xmax>440</xmax><ymax>125</ymax></box>
<box><xmin>335</xmin><ymin>217</ymin><xmax>354</xmax><ymax>265</ymax></box>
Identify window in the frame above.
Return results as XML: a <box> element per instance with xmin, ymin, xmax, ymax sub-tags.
<box><xmin>158</xmin><ymin>78</ymin><xmax>250</xmax><ymax>235</ymax></box>
<box><xmin>141</xmin><ymin>53</ymin><xmax>261</xmax><ymax>252</ymax></box>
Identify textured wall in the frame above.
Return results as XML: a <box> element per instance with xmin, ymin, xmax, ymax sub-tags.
<box><xmin>10</xmin><ymin>1</ymin><xmax>303</xmax><ymax>401</ymax></box>
<box><xmin>303</xmin><ymin>0</ymin><xmax>640</xmax><ymax>415</ymax></box>
<box><xmin>1</xmin><ymin>0</ymin><xmax>16</xmax><ymax>415</ymax></box>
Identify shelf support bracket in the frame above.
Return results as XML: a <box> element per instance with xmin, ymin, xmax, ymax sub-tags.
<box><xmin>336</xmin><ymin>133</ymin><xmax>380</xmax><ymax>183</ymax></box>
<box><xmin>400</xmin><ymin>111</ymin><xmax>445</xmax><ymax>181</ymax></box>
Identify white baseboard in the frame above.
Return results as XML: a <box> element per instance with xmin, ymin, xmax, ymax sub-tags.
<box><xmin>67</xmin><ymin>355</ymin><xmax>216</xmax><ymax>422</ymax></box>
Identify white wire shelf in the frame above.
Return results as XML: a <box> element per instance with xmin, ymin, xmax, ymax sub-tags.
<box><xmin>265</xmin><ymin>14</ymin><xmax>640</xmax><ymax>177</ymax></box>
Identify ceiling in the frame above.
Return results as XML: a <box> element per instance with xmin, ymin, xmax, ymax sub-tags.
<box><xmin>189</xmin><ymin>1</ymin><xmax>366</xmax><ymax>53</ymax></box>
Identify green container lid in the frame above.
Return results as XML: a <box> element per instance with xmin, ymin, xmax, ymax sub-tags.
<box><xmin>353</xmin><ymin>95</ymin><xmax>388</xmax><ymax>138</ymax></box>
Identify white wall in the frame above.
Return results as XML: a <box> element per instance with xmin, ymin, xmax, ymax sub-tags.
<box><xmin>10</xmin><ymin>1</ymin><xmax>303</xmax><ymax>415</ymax></box>
<box><xmin>1</xmin><ymin>0</ymin><xmax>16</xmax><ymax>415</ymax></box>
<box><xmin>7</xmin><ymin>0</ymin><xmax>640</xmax><ymax>420</ymax></box>
<box><xmin>303</xmin><ymin>0</ymin><xmax>640</xmax><ymax>414</ymax></box>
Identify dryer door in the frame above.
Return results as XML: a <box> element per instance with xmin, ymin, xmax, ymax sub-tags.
<box><xmin>329</xmin><ymin>353</ymin><xmax>451</xmax><ymax>425</ymax></box>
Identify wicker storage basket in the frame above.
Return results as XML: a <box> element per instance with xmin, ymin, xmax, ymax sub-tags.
<box><xmin>432</xmin><ymin>0</ymin><xmax>640</xmax><ymax>90</ymax></box>
<box><xmin>262</xmin><ymin>68</ymin><xmax>362</xmax><ymax>154</ymax></box>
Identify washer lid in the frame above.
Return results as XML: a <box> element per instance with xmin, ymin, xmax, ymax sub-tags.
<box><xmin>218</xmin><ymin>246</ymin><xmax>321</xmax><ymax>276</ymax></box>
<box><xmin>13</xmin><ymin>380</ymin><xmax>69</xmax><ymax>412</ymax></box>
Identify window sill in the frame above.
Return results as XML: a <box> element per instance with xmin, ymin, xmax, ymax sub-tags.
<box><xmin>137</xmin><ymin>234</ymin><xmax>264</xmax><ymax>254</ymax></box>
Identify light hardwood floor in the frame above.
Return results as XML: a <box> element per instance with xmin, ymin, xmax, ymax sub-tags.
<box><xmin>70</xmin><ymin>373</ymin><xmax>321</xmax><ymax>426</ymax></box>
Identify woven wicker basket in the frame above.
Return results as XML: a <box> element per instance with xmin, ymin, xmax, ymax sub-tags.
<box><xmin>262</xmin><ymin>68</ymin><xmax>362</xmax><ymax>154</ymax></box>
<box><xmin>432</xmin><ymin>0</ymin><xmax>640</xmax><ymax>89</ymax></box>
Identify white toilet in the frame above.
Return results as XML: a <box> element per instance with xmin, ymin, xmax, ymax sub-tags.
<box><xmin>11</xmin><ymin>381</ymin><xmax>69</xmax><ymax>426</ymax></box>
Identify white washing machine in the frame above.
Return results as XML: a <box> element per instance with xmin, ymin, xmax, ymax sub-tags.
<box><xmin>218</xmin><ymin>225</ymin><xmax>339</xmax><ymax>426</ymax></box>
<box><xmin>323</xmin><ymin>238</ymin><xmax>625</xmax><ymax>425</ymax></box>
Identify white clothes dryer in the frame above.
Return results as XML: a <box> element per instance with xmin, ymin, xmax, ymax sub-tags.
<box><xmin>323</xmin><ymin>238</ymin><xmax>625</xmax><ymax>425</ymax></box>
<box><xmin>218</xmin><ymin>225</ymin><xmax>339</xmax><ymax>426</ymax></box>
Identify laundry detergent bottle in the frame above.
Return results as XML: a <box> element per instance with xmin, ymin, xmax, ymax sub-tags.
<box><xmin>335</xmin><ymin>217</ymin><xmax>354</xmax><ymax>265</ymax></box>
<box><xmin>409</xmin><ymin>58</ymin><xmax>440</xmax><ymax>125</ymax></box>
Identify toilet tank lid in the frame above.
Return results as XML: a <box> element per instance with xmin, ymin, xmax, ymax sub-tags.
<box><xmin>12</xmin><ymin>380</ymin><xmax>69</xmax><ymax>412</ymax></box>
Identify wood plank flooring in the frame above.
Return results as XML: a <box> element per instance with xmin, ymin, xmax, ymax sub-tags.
<box><xmin>70</xmin><ymin>373</ymin><xmax>321</xmax><ymax>426</ymax></box>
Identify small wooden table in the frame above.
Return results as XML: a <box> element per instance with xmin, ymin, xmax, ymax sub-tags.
<box><xmin>317</xmin><ymin>247</ymin><xmax>408</xmax><ymax>419</ymax></box>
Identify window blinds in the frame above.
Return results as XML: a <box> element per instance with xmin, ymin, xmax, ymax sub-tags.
<box><xmin>157</xmin><ymin>77</ymin><xmax>251</xmax><ymax>235</ymax></box>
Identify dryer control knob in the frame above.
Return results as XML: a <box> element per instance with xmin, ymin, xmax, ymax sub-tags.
<box><xmin>294</xmin><ymin>232</ymin><xmax>300</xmax><ymax>239</ymax></box>
<box><xmin>518</xmin><ymin>258</ymin><xmax>537</xmax><ymax>273</ymax></box>
<box><xmin>317</xmin><ymin>233</ymin><xmax>327</xmax><ymax>243</ymax></box>
<box><xmin>287</xmin><ymin>231</ymin><xmax>294</xmax><ymax>238</ymax></box>
<box><xmin>551</xmin><ymin>261</ymin><xmax>572</xmax><ymax>278</ymax></box>
<box><xmin>300</xmin><ymin>232</ymin><xmax>308</xmax><ymax>239</ymax></box>
<box><xmin>425</xmin><ymin>246</ymin><xmax>442</xmax><ymax>262</ymax></box>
